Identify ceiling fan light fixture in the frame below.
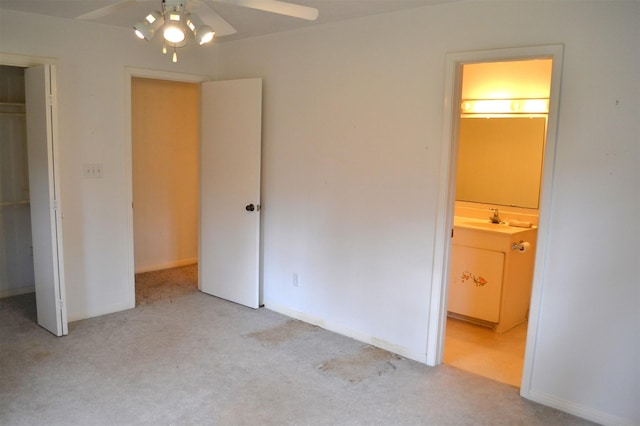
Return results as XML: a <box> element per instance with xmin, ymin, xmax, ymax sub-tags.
<box><xmin>145</xmin><ymin>10</ymin><xmax>161</xmax><ymax>25</ymax></box>
<box><xmin>163</xmin><ymin>24</ymin><xmax>186</xmax><ymax>44</ymax></box>
<box><xmin>196</xmin><ymin>25</ymin><xmax>215</xmax><ymax>45</ymax></box>
<box><xmin>162</xmin><ymin>9</ymin><xmax>191</xmax><ymax>45</ymax></box>
<box><xmin>186</xmin><ymin>14</ymin><xmax>213</xmax><ymax>44</ymax></box>
<box><xmin>131</xmin><ymin>0</ymin><xmax>321</xmax><ymax>62</ymax></box>
<box><xmin>133</xmin><ymin>21</ymin><xmax>153</xmax><ymax>40</ymax></box>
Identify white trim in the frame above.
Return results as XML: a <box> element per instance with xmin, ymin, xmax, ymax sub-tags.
<box><xmin>125</xmin><ymin>67</ymin><xmax>210</xmax><ymax>83</ymax></box>
<box><xmin>47</xmin><ymin>63</ymin><xmax>69</xmax><ymax>336</ymax></box>
<box><xmin>0</xmin><ymin>52</ymin><xmax>57</xmax><ymax>67</ymax></box>
<box><xmin>123</xmin><ymin>67</ymin><xmax>209</xmax><ymax>309</ymax></box>
<box><xmin>526</xmin><ymin>390</ymin><xmax>635</xmax><ymax>426</ymax></box>
<box><xmin>520</xmin><ymin>44</ymin><xmax>564</xmax><ymax>399</ymax></box>
<box><xmin>67</xmin><ymin>300</ymin><xmax>134</xmax><ymax>323</ymax></box>
<box><xmin>266</xmin><ymin>302</ymin><xmax>427</xmax><ymax>364</ymax></box>
<box><xmin>426</xmin><ymin>46</ymin><xmax>565</xmax><ymax>385</ymax></box>
<box><xmin>134</xmin><ymin>258</ymin><xmax>198</xmax><ymax>274</ymax></box>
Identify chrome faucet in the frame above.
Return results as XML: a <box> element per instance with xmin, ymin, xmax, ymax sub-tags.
<box><xmin>489</xmin><ymin>208</ymin><xmax>503</xmax><ymax>224</ymax></box>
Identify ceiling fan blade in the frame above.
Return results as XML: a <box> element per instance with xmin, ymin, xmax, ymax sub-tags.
<box><xmin>192</xmin><ymin>1</ymin><xmax>238</xmax><ymax>36</ymax></box>
<box><xmin>214</xmin><ymin>0</ymin><xmax>319</xmax><ymax>21</ymax></box>
<box><xmin>75</xmin><ymin>0</ymin><xmax>142</xmax><ymax>20</ymax></box>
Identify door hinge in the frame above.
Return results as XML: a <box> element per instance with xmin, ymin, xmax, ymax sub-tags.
<box><xmin>451</xmin><ymin>228</ymin><xmax>454</xmax><ymax>238</ymax></box>
<box><xmin>58</xmin><ymin>299</ymin><xmax>64</xmax><ymax>310</ymax></box>
<box><xmin>52</xmin><ymin>199</ymin><xmax>60</xmax><ymax>210</ymax></box>
<box><xmin>48</xmin><ymin>94</ymin><xmax>55</xmax><ymax>106</ymax></box>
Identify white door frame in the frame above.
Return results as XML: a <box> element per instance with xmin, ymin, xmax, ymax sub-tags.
<box><xmin>123</xmin><ymin>67</ymin><xmax>209</xmax><ymax>307</ymax></box>
<box><xmin>426</xmin><ymin>45</ymin><xmax>564</xmax><ymax>398</ymax></box>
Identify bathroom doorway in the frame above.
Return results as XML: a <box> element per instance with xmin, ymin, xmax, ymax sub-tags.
<box><xmin>428</xmin><ymin>45</ymin><xmax>564</xmax><ymax>392</ymax></box>
<box><xmin>443</xmin><ymin>58</ymin><xmax>552</xmax><ymax>387</ymax></box>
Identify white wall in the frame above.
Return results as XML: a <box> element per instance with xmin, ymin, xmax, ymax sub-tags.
<box><xmin>209</xmin><ymin>1</ymin><xmax>639</xmax><ymax>424</ymax></box>
<box><xmin>1</xmin><ymin>1</ymin><xmax>638</xmax><ymax>424</ymax></box>
<box><xmin>0</xmin><ymin>10</ymin><xmax>210</xmax><ymax>319</ymax></box>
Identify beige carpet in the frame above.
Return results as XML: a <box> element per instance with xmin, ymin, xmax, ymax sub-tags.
<box><xmin>0</xmin><ymin>291</ymin><xmax>596</xmax><ymax>425</ymax></box>
<box><xmin>135</xmin><ymin>263</ymin><xmax>198</xmax><ymax>305</ymax></box>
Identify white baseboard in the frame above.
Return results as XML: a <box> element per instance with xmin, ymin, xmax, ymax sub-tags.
<box><xmin>264</xmin><ymin>302</ymin><xmax>427</xmax><ymax>364</ymax></box>
<box><xmin>523</xmin><ymin>389</ymin><xmax>635</xmax><ymax>426</ymax></box>
<box><xmin>0</xmin><ymin>285</ymin><xmax>35</xmax><ymax>299</ymax></box>
<box><xmin>134</xmin><ymin>258</ymin><xmax>198</xmax><ymax>274</ymax></box>
<box><xmin>67</xmin><ymin>299</ymin><xmax>135</xmax><ymax>323</ymax></box>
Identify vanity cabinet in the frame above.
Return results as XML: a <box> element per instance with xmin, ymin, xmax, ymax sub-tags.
<box><xmin>447</xmin><ymin>218</ymin><xmax>538</xmax><ymax>333</ymax></box>
<box><xmin>448</xmin><ymin>245</ymin><xmax>504</xmax><ymax>322</ymax></box>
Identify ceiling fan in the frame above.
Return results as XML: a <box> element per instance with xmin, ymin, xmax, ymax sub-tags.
<box><xmin>75</xmin><ymin>0</ymin><xmax>319</xmax><ymax>61</ymax></box>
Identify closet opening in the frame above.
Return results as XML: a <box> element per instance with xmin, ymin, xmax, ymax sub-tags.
<box><xmin>1</xmin><ymin>65</ymin><xmax>36</xmax><ymax>315</ymax></box>
<box><xmin>1</xmin><ymin>61</ymin><xmax>68</xmax><ymax>336</ymax></box>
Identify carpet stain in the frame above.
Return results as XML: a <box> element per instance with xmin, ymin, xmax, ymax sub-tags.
<box><xmin>32</xmin><ymin>351</ymin><xmax>51</xmax><ymax>361</ymax></box>
<box><xmin>245</xmin><ymin>319</ymin><xmax>318</xmax><ymax>347</ymax></box>
<box><xmin>318</xmin><ymin>345</ymin><xmax>402</xmax><ymax>383</ymax></box>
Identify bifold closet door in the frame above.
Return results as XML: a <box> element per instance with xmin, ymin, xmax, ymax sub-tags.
<box><xmin>25</xmin><ymin>64</ymin><xmax>68</xmax><ymax>336</ymax></box>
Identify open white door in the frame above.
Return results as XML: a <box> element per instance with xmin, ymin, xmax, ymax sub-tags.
<box><xmin>200</xmin><ymin>78</ymin><xmax>262</xmax><ymax>309</ymax></box>
<box><xmin>25</xmin><ymin>64</ymin><xmax>68</xmax><ymax>336</ymax></box>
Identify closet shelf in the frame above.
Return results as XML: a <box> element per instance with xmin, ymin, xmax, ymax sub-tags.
<box><xmin>0</xmin><ymin>200</ymin><xmax>30</xmax><ymax>207</ymax></box>
<box><xmin>0</xmin><ymin>102</ymin><xmax>26</xmax><ymax>114</ymax></box>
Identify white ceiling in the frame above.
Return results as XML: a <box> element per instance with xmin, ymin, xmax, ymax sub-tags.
<box><xmin>0</xmin><ymin>0</ymin><xmax>458</xmax><ymax>42</ymax></box>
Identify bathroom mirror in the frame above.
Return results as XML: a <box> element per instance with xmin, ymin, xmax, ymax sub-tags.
<box><xmin>455</xmin><ymin>117</ymin><xmax>546</xmax><ymax>209</ymax></box>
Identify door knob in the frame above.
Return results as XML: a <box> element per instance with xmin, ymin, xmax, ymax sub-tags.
<box><xmin>245</xmin><ymin>204</ymin><xmax>255</xmax><ymax>212</ymax></box>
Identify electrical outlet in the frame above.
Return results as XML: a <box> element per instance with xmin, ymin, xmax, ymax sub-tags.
<box><xmin>292</xmin><ymin>273</ymin><xmax>299</xmax><ymax>287</ymax></box>
<box><xmin>84</xmin><ymin>163</ymin><xmax>103</xmax><ymax>178</ymax></box>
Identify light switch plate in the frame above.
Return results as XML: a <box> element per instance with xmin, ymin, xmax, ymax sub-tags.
<box><xmin>84</xmin><ymin>163</ymin><xmax>103</xmax><ymax>178</ymax></box>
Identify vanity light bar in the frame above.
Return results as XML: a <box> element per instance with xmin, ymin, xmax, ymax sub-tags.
<box><xmin>461</xmin><ymin>99</ymin><xmax>549</xmax><ymax>114</ymax></box>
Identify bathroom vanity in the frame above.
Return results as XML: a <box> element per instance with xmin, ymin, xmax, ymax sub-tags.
<box><xmin>447</xmin><ymin>217</ymin><xmax>538</xmax><ymax>333</ymax></box>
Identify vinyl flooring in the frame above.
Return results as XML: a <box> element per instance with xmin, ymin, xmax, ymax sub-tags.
<box><xmin>443</xmin><ymin>317</ymin><xmax>528</xmax><ymax>387</ymax></box>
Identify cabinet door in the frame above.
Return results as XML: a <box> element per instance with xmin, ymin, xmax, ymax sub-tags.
<box><xmin>447</xmin><ymin>245</ymin><xmax>504</xmax><ymax>322</ymax></box>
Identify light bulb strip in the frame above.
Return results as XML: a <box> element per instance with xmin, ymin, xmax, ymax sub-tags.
<box><xmin>461</xmin><ymin>98</ymin><xmax>549</xmax><ymax>114</ymax></box>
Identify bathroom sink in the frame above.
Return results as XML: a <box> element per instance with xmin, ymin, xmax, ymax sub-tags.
<box><xmin>461</xmin><ymin>221</ymin><xmax>510</xmax><ymax>229</ymax></box>
<box><xmin>453</xmin><ymin>218</ymin><xmax>528</xmax><ymax>234</ymax></box>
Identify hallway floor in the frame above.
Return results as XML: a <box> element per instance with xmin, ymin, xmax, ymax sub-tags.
<box><xmin>135</xmin><ymin>263</ymin><xmax>198</xmax><ymax>305</ymax></box>
<box><xmin>444</xmin><ymin>317</ymin><xmax>527</xmax><ymax>387</ymax></box>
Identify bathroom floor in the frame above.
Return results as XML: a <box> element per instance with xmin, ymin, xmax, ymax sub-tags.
<box><xmin>443</xmin><ymin>317</ymin><xmax>528</xmax><ymax>387</ymax></box>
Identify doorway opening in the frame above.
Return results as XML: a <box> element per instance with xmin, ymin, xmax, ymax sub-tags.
<box><xmin>428</xmin><ymin>45</ymin><xmax>564</xmax><ymax>396</ymax></box>
<box><xmin>0</xmin><ymin>58</ymin><xmax>68</xmax><ymax>336</ymax></box>
<box><xmin>443</xmin><ymin>58</ymin><xmax>552</xmax><ymax>387</ymax></box>
<box><xmin>131</xmin><ymin>77</ymin><xmax>200</xmax><ymax>306</ymax></box>
<box><xmin>125</xmin><ymin>69</ymin><xmax>263</xmax><ymax>311</ymax></box>
<box><xmin>1</xmin><ymin>65</ymin><xmax>36</xmax><ymax>313</ymax></box>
